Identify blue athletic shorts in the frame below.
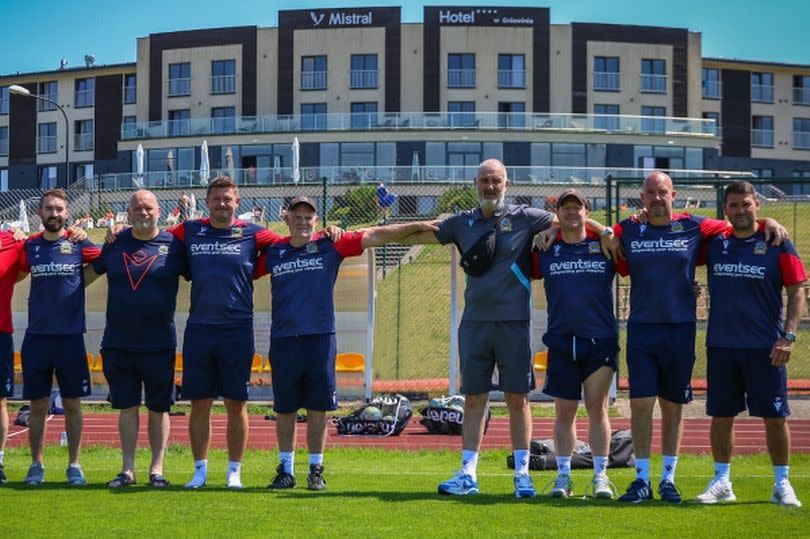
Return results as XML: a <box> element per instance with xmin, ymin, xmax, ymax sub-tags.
<box><xmin>542</xmin><ymin>334</ymin><xmax>618</xmax><ymax>401</ymax></box>
<box><xmin>458</xmin><ymin>320</ymin><xmax>534</xmax><ymax>395</ymax></box>
<box><xmin>22</xmin><ymin>333</ymin><xmax>91</xmax><ymax>400</ymax></box>
<box><xmin>626</xmin><ymin>322</ymin><xmax>695</xmax><ymax>403</ymax></box>
<box><xmin>0</xmin><ymin>333</ymin><xmax>13</xmax><ymax>398</ymax></box>
<box><xmin>102</xmin><ymin>348</ymin><xmax>176</xmax><ymax>412</ymax></box>
<box><xmin>270</xmin><ymin>333</ymin><xmax>337</xmax><ymax>413</ymax></box>
<box><xmin>182</xmin><ymin>324</ymin><xmax>253</xmax><ymax>401</ymax></box>
<box><xmin>706</xmin><ymin>347</ymin><xmax>790</xmax><ymax>418</ymax></box>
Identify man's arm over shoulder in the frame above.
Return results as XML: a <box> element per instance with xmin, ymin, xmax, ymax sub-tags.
<box><xmin>360</xmin><ymin>221</ymin><xmax>440</xmax><ymax>249</ymax></box>
<box><xmin>525</xmin><ymin>207</ymin><xmax>554</xmax><ymax>234</ymax></box>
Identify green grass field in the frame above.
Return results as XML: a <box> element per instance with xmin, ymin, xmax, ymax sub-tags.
<box><xmin>1</xmin><ymin>446</ymin><xmax>808</xmax><ymax>537</ymax></box>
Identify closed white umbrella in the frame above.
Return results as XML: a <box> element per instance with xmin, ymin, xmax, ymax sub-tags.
<box><xmin>225</xmin><ymin>146</ymin><xmax>234</xmax><ymax>179</ymax></box>
<box><xmin>199</xmin><ymin>140</ymin><xmax>210</xmax><ymax>186</ymax></box>
<box><xmin>135</xmin><ymin>143</ymin><xmax>144</xmax><ymax>187</ymax></box>
<box><xmin>190</xmin><ymin>193</ymin><xmax>197</xmax><ymax>216</ymax></box>
<box><xmin>411</xmin><ymin>150</ymin><xmax>420</xmax><ymax>181</ymax></box>
<box><xmin>292</xmin><ymin>137</ymin><xmax>300</xmax><ymax>184</ymax></box>
<box><xmin>19</xmin><ymin>199</ymin><xmax>30</xmax><ymax>233</ymax></box>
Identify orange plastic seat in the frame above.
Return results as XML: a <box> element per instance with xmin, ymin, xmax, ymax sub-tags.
<box><xmin>335</xmin><ymin>352</ymin><xmax>365</xmax><ymax>373</ymax></box>
<box><xmin>262</xmin><ymin>354</ymin><xmax>272</xmax><ymax>373</ymax></box>
<box><xmin>13</xmin><ymin>351</ymin><xmax>22</xmax><ymax>373</ymax></box>
<box><xmin>251</xmin><ymin>353</ymin><xmax>263</xmax><ymax>373</ymax></box>
<box><xmin>91</xmin><ymin>353</ymin><xmax>104</xmax><ymax>372</ymax></box>
<box><xmin>175</xmin><ymin>352</ymin><xmax>183</xmax><ymax>372</ymax></box>
<box><xmin>533</xmin><ymin>351</ymin><xmax>548</xmax><ymax>372</ymax></box>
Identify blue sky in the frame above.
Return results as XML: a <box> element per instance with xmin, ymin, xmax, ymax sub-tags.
<box><xmin>1</xmin><ymin>0</ymin><xmax>808</xmax><ymax>75</ymax></box>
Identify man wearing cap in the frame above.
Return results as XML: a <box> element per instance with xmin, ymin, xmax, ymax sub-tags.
<box><xmin>254</xmin><ymin>196</ymin><xmax>437</xmax><ymax>491</ymax></box>
<box><xmin>532</xmin><ymin>189</ymin><xmax>624</xmax><ymax>499</ymax></box>
<box><xmin>401</xmin><ymin>159</ymin><xmax>618</xmax><ymax>497</ymax></box>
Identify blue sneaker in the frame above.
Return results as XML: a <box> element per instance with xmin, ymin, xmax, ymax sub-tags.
<box><xmin>514</xmin><ymin>472</ymin><xmax>536</xmax><ymax>498</ymax></box>
<box><xmin>618</xmin><ymin>478</ymin><xmax>653</xmax><ymax>503</ymax></box>
<box><xmin>66</xmin><ymin>465</ymin><xmax>87</xmax><ymax>486</ymax></box>
<box><xmin>438</xmin><ymin>471</ymin><xmax>479</xmax><ymax>495</ymax></box>
<box><xmin>24</xmin><ymin>462</ymin><xmax>45</xmax><ymax>485</ymax></box>
<box><xmin>658</xmin><ymin>480</ymin><xmax>682</xmax><ymax>503</ymax></box>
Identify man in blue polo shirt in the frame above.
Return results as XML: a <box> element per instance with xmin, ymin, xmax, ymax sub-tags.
<box><xmin>695</xmin><ymin>180</ymin><xmax>805</xmax><ymax>507</ymax></box>
<box><xmin>255</xmin><ymin>196</ymin><xmax>436</xmax><ymax>491</ymax></box>
<box><xmin>92</xmin><ymin>190</ymin><xmax>187</xmax><ymax>489</ymax></box>
<box><xmin>18</xmin><ymin>189</ymin><xmax>100</xmax><ymax>486</ymax></box>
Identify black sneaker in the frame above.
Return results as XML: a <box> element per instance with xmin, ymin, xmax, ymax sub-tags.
<box><xmin>268</xmin><ymin>464</ymin><xmax>296</xmax><ymax>489</ymax></box>
<box><xmin>0</xmin><ymin>463</ymin><xmax>7</xmax><ymax>484</ymax></box>
<box><xmin>658</xmin><ymin>479</ymin><xmax>682</xmax><ymax>503</ymax></box>
<box><xmin>307</xmin><ymin>464</ymin><xmax>326</xmax><ymax>491</ymax></box>
<box><xmin>618</xmin><ymin>479</ymin><xmax>653</xmax><ymax>503</ymax></box>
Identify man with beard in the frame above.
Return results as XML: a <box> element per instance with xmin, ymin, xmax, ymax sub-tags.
<box><xmin>91</xmin><ymin>190</ymin><xmax>187</xmax><ymax>489</ymax></box>
<box><xmin>18</xmin><ymin>189</ymin><xmax>101</xmax><ymax>485</ymax></box>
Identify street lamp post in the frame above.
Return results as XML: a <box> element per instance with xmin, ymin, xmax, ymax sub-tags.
<box><xmin>9</xmin><ymin>84</ymin><xmax>71</xmax><ymax>187</ymax></box>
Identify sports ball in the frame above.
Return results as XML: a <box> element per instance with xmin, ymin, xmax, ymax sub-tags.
<box><xmin>359</xmin><ymin>406</ymin><xmax>383</xmax><ymax>421</ymax></box>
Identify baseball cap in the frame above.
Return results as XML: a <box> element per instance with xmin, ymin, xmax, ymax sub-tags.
<box><xmin>288</xmin><ymin>196</ymin><xmax>318</xmax><ymax>212</ymax></box>
<box><xmin>556</xmin><ymin>188</ymin><xmax>590</xmax><ymax>210</ymax></box>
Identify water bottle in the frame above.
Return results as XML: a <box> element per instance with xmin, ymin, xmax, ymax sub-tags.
<box><xmin>59</xmin><ymin>431</ymin><xmax>68</xmax><ymax>447</ymax></box>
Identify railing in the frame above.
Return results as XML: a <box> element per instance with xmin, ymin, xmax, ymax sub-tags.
<box><xmin>211</xmin><ymin>75</ymin><xmax>236</xmax><ymax>94</ymax></box>
<box><xmin>497</xmin><ymin>69</ymin><xmax>526</xmax><ymax>89</ymax></box>
<box><xmin>122</xmin><ymin>111</ymin><xmax>718</xmax><ymax>139</ymax></box>
<box><xmin>593</xmin><ymin>71</ymin><xmax>620</xmax><ymax>91</ymax></box>
<box><xmin>447</xmin><ymin>69</ymin><xmax>475</xmax><ymax>88</ymax></box>
<box><xmin>74</xmin><ymin>89</ymin><xmax>94</xmax><ymax>108</ymax></box>
<box><xmin>211</xmin><ymin>117</ymin><xmax>236</xmax><ymax>134</ymax></box>
<box><xmin>37</xmin><ymin>136</ymin><xmax>56</xmax><ymax>153</ymax></box>
<box><xmin>794</xmin><ymin>131</ymin><xmax>810</xmax><ymax>150</ymax></box>
<box><xmin>752</xmin><ymin>84</ymin><xmax>774</xmax><ymax>103</ymax></box>
<box><xmin>168</xmin><ymin>78</ymin><xmax>191</xmax><ymax>97</ymax></box>
<box><xmin>122</xmin><ymin>86</ymin><xmax>137</xmax><ymax>104</ymax></box>
<box><xmin>350</xmin><ymin>70</ymin><xmax>377</xmax><ymax>89</ymax></box>
<box><xmin>74</xmin><ymin>133</ymin><xmax>93</xmax><ymax>151</ymax></box>
<box><xmin>641</xmin><ymin>74</ymin><xmax>667</xmax><ymax>93</ymax></box>
<box><xmin>751</xmin><ymin>129</ymin><xmax>774</xmax><ymax>147</ymax></box>
<box><xmin>301</xmin><ymin>71</ymin><xmax>327</xmax><ymax>90</ymax></box>
<box><xmin>702</xmin><ymin>80</ymin><xmax>722</xmax><ymax>99</ymax></box>
<box><xmin>0</xmin><ymin>97</ymin><xmax>7</xmax><ymax>115</ymax></box>
<box><xmin>38</xmin><ymin>95</ymin><xmax>58</xmax><ymax>111</ymax></box>
<box><xmin>0</xmin><ymin>139</ymin><xmax>7</xmax><ymax>156</ymax></box>
<box><xmin>794</xmin><ymin>87</ymin><xmax>810</xmax><ymax>106</ymax></box>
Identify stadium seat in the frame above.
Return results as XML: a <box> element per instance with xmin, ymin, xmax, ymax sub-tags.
<box><xmin>86</xmin><ymin>353</ymin><xmax>94</xmax><ymax>370</ymax></box>
<box><xmin>335</xmin><ymin>352</ymin><xmax>365</xmax><ymax>373</ymax></box>
<box><xmin>13</xmin><ymin>351</ymin><xmax>21</xmax><ymax>373</ymax></box>
<box><xmin>263</xmin><ymin>354</ymin><xmax>271</xmax><ymax>372</ymax></box>
<box><xmin>251</xmin><ymin>353</ymin><xmax>263</xmax><ymax>373</ymax></box>
<box><xmin>175</xmin><ymin>352</ymin><xmax>183</xmax><ymax>372</ymax></box>
<box><xmin>533</xmin><ymin>351</ymin><xmax>548</xmax><ymax>372</ymax></box>
<box><xmin>91</xmin><ymin>353</ymin><xmax>104</xmax><ymax>372</ymax></box>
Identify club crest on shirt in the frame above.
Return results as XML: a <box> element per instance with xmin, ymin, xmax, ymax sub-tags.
<box><xmin>500</xmin><ymin>218</ymin><xmax>512</xmax><ymax>232</ymax></box>
<box><xmin>588</xmin><ymin>242</ymin><xmax>601</xmax><ymax>254</ymax></box>
<box><xmin>306</xmin><ymin>242</ymin><xmax>318</xmax><ymax>254</ymax></box>
<box><xmin>754</xmin><ymin>241</ymin><xmax>767</xmax><ymax>255</ymax></box>
<box><xmin>553</xmin><ymin>244</ymin><xmax>562</xmax><ymax>256</ymax></box>
<box><xmin>722</xmin><ymin>238</ymin><xmax>729</xmax><ymax>255</ymax></box>
<box><xmin>230</xmin><ymin>227</ymin><xmax>243</xmax><ymax>238</ymax></box>
<box><xmin>59</xmin><ymin>241</ymin><xmax>72</xmax><ymax>254</ymax></box>
<box><xmin>158</xmin><ymin>245</ymin><xmax>169</xmax><ymax>255</ymax></box>
<box><xmin>671</xmin><ymin>221</ymin><xmax>683</xmax><ymax>233</ymax></box>
<box><xmin>197</xmin><ymin>226</ymin><xmax>207</xmax><ymax>236</ymax></box>
<box><xmin>639</xmin><ymin>224</ymin><xmax>647</xmax><ymax>236</ymax></box>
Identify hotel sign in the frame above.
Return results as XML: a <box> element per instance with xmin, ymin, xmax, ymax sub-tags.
<box><xmin>309</xmin><ymin>10</ymin><xmax>373</xmax><ymax>27</ymax></box>
<box><xmin>433</xmin><ymin>7</ymin><xmax>537</xmax><ymax>26</ymax></box>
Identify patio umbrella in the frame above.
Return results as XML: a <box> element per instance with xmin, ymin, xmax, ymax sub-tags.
<box><xmin>292</xmin><ymin>137</ymin><xmax>300</xmax><ymax>184</ymax></box>
<box><xmin>189</xmin><ymin>193</ymin><xmax>196</xmax><ymax>215</ymax></box>
<box><xmin>411</xmin><ymin>150</ymin><xmax>420</xmax><ymax>181</ymax></box>
<box><xmin>135</xmin><ymin>143</ymin><xmax>144</xmax><ymax>187</ymax></box>
<box><xmin>199</xmin><ymin>140</ymin><xmax>210</xmax><ymax>186</ymax></box>
<box><xmin>225</xmin><ymin>146</ymin><xmax>234</xmax><ymax>179</ymax></box>
<box><xmin>19</xmin><ymin>199</ymin><xmax>30</xmax><ymax>233</ymax></box>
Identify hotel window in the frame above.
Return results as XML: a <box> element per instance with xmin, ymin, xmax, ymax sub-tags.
<box><xmin>594</xmin><ymin>104</ymin><xmax>620</xmax><ymax>131</ymax></box>
<box><xmin>38</xmin><ymin>81</ymin><xmax>58</xmax><ymax>111</ymax></box>
<box><xmin>593</xmin><ymin>57</ymin><xmax>620</xmax><ymax>91</ymax></box>
<box><xmin>74</xmin><ymin>119</ymin><xmax>93</xmax><ymax>151</ymax></box>
<box><xmin>122</xmin><ymin>115</ymin><xmax>137</xmax><ymax>138</ymax></box>
<box><xmin>350</xmin><ymin>54</ymin><xmax>378</xmax><ymax>89</ymax></box>
<box><xmin>794</xmin><ymin>118</ymin><xmax>810</xmax><ymax>149</ymax></box>
<box><xmin>301</xmin><ymin>56</ymin><xmax>327</xmax><ymax>90</ymax></box>
<box><xmin>37</xmin><ymin>122</ymin><xmax>57</xmax><ymax>153</ymax></box>
<box><xmin>350</xmin><ymin>102</ymin><xmax>377</xmax><ymax>129</ymax></box>
<box><xmin>751</xmin><ymin>115</ymin><xmax>774</xmax><ymax>147</ymax></box>
<box><xmin>168</xmin><ymin>109</ymin><xmax>190</xmax><ymax>136</ymax></box>
<box><xmin>751</xmin><ymin>168</ymin><xmax>774</xmax><ymax>178</ymax></box>
<box><xmin>0</xmin><ymin>127</ymin><xmax>8</xmax><ymax>156</ymax></box>
<box><xmin>212</xmin><ymin>106</ymin><xmax>236</xmax><ymax>134</ymax></box>
<box><xmin>498</xmin><ymin>102</ymin><xmax>525</xmax><ymax>128</ymax></box>
<box><xmin>793</xmin><ymin>75</ymin><xmax>810</xmax><ymax>106</ymax></box>
<box><xmin>168</xmin><ymin>63</ymin><xmax>191</xmax><ymax>97</ymax></box>
<box><xmin>498</xmin><ymin>54</ymin><xmax>525</xmax><ymax>89</ymax></box>
<box><xmin>641</xmin><ymin>59</ymin><xmax>666</xmax><ymax>93</ymax></box>
<box><xmin>751</xmin><ymin>72</ymin><xmax>774</xmax><ymax>103</ymax></box>
<box><xmin>123</xmin><ymin>74</ymin><xmax>137</xmax><ymax>104</ymax></box>
<box><xmin>301</xmin><ymin>103</ymin><xmax>327</xmax><ymax>131</ymax></box>
<box><xmin>702</xmin><ymin>68</ymin><xmax>721</xmax><ymax>99</ymax></box>
<box><xmin>447</xmin><ymin>54</ymin><xmax>476</xmax><ymax>88</ymax></box>
<box><xmin>74</xmin><ymin>78</ymin><xmax>95</xmax><ymax>108</ymax></box>
<box><xmin>0</xmin><ymin>86</ymin><xmax>7</xmax><ymax>114</ymax></box>
<box><xmin>211</xmin><ymin>60</ymin><xmax>236</xmax><ymax>94</ymax></box>
<box><xmin>448</xmin><ymin>101</ymin><xmax>476</xmax><ymax>127</ymax></box>
<box><xmin>641</xmin><ymin>106</ymin><xmax>666</xmax><ymax>133</ymax></box>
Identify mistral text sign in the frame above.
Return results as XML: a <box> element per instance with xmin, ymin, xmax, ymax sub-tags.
<box><xmin>309</xmin><ymin>11</ymin><xmax>373</xmax><ymax>27</ymax></box>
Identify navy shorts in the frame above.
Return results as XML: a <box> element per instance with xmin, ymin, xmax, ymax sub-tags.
<box><xmin>706</xmin><ymin>347</ymin><xmax>790</xmax><ymax>418</ymax></box>
<box><xmin>458</xmin><ymin>320</ymin><xmax>534</xmax><ymax>395</ymax></box>
<box><xmin>0</xmin><ymin>333</ymin><xmax>13</xmax><ymax>398</ymax></box>
<box><xmin>22</xmin><ymin>333</ymin><xmax>91</xmax><ymax>400</ymax></box>
<box><xmin>102</xmin><ymin>348</ymin><xmax>176</xmax><ymax>412</ymax></box>
<box><xmin>626</xmin><ymin>322</ymin><xmax>695</xmax><ymax>403</ymax></box>
<box><xmin>270</xmin><ymin>333</ymin><xmax>337</xmax><ymax>414</ymax></box>
<box><xmin>542</xmin><ymin>334</ymin><xmax>619</xmax><ymax>401</ymax></box>
<box><xmin>182</xmin><ymin>324</ymin><xmax>253</xmax><ymax>401</ymax></box>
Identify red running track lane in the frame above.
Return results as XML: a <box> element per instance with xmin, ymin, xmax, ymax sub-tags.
<box><xmin>6</xmin><ymin>414</ymin><xmax>810</xmax><ymax>455</ymax></box>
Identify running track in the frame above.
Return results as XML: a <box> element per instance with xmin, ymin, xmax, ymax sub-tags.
<box><xmin>6</xmin><ymin>414</ymin><xmax>810</xmax><ymax>455</ymax></box>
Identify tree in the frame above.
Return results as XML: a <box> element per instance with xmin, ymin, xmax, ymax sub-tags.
<box><xmin>436</xmin><ymin>186</ymin><xmax>478</xmax><ymax>214</ymax></box>
<box><xmin>328</xmin><ymin>184</ymin><xmax>378</xmax><ymax>226</ymax></box>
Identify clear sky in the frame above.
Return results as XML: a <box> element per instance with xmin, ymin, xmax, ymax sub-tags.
<box><xmin>1</xmin><ymin>0</ymin><xmax>808</xmax><ymax>75</ymax></box>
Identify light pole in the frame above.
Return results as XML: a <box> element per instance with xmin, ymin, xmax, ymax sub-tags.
<box><xmin>9</xmin><ymin>84</ymin><xmax>71</xmax><ymax>187</ymax></box>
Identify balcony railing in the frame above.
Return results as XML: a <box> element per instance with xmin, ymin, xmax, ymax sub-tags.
<box><xmin>211</xmin><ymin>75</ymin><xmax>236</xmax><ymax>94</ymax></box>
<box><xmin>121</xmin><ymin>112</ymin><xmax>719</xmax><ymax>139</ymax></box>
<box><xmin>122</xmin><ymin>86</ymin><xmax>137</xmax><ymax>104</ymax></box>
<box><xmin>300</xmin><ymin>71</ymin><xmax>327</xmax><ymax>90</ymax></box>
<box><xmin>793</xmin><ymin>87</ymin><xmax>810</xmax><ymax>106</ymax></box>
<box><xmin>641</xmin><ymin>74</ymin><xmax>667</xmax><ymax>93</ymax></box>
<box><xmin>0</xmin><ymin>139</ymin><xmax>7</xmax><ymax>156</ymax></box>
<box><xmin>350</xmin><ymin>70</ymin><xmax>378</xmax><ymax>89</ymax></box>
<box><xmin>0</xmin><ymin>98</ymin><xmax>7</xmax><ymax>114</ymax></box>
<box><xmin>751</xmin><ymin>129</ymin><xmax>774</xmax><ymax>147</ymax></box>
<box><xmin>38</xmin><ymin>95</ymin><xmax>58</xmax><ymax>111</ymax></box>
<box><xmin>447</xmin><ymin>69</ymin><xmax>476</xmax><ymax>88</ymax></box>
<box><xmin>794</xmin><ymin>131</ymin><xmax>810</xmax><ymax>149</ymax></box>
<box><xmin>74</xmin><ymin>133</ymin><xmax>94</xmax><ymax>151</ymax></box>
<box><xmin>593</xmin><ymin>72</ymin><xmax>620</xmax><ymax>91</ymax></box>
<box><xmin>702</xmin><ymin>80</ymin><xmax>722</xmax><ymax>99</ymax></box>
<box><xmin>74</xmin><ymin>89</ymin><xmax>94</xmax><ymax>108</ymax></box>
<box><xmin>498</xmin><ymin>69</ymin><xmax>526</xmax><ymax>89</ymax></box>
<box><xmin>211</xmin><ymin>117</ymin><xmax>236</xmax><ymax>134</ymax></box>
<box><xmin>168</xmin><ymin>78</ymin><xmax>191</xmax><ymax>97</ymax></box>
<box><xmin>751</xmin><ymin>84</ymin><xmax>774</xmax><ymax>103</ymax></box>
<box><xmin>37</xmin><ymin>136</ymin><xmax>57</xmax><ymax>153</ymax></box>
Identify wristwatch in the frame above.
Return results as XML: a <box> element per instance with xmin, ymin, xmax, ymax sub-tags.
<box><xmin>783</xmin><ymin>331</ymin><xmax>797</xmax><ymax>343</ymax></box>
<box><xmin>600</xmin><ymin>227</ymin><xmax>615</xmax><ymax>237</ymax></box>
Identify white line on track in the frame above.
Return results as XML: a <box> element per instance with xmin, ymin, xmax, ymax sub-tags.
<box><xmin>6</xmin><ymin>413</ymin><xmax>53</xmax><ymax>439</ymax></box>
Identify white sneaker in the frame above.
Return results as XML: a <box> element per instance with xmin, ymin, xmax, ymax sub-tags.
<box><xmin>591</xmin><ymin>474</ymin><xmax>614</xmax><ymax>499</ymax></box>
<box><xmin>226</xmin><ymin>469</ymin><xmax>244</xmax><ymax>490</ymax></box>
<box><xmin>548</xmin><ymin>473</ymin><xmax>573</xmax><ymax>498</ymax></box>
<box><xmin>771</xmin><ymin>479</ymin><xmax>802</xmax><ymax>507</ymax></box>
<box><xmin>695</xmin><ymin>477</ymin><xmax>736</xmax><ymax>504</ymax></box>
<box><xmin>184</xmin><ymin>466</ymin><xmax>207</xmax><ymax>490</ymax></box>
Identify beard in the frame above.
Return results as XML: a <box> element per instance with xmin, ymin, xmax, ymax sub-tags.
<box><xmin>478</xmin><ymin>195</ymin><xmax>504</xmax><ymax>213</ymax></box>
<box><xmin>43</xmin><ymin>218</ymin><xmax>63</xmax><ymax>232</ymax></box>
<box><xmin>131</xmin><ymin>218</ymin><xmax>157</xmax><ymax>230</ymax></box>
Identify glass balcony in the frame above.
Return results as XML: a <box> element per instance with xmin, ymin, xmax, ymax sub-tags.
<box><xmin>300</xmin><ymin>71</ymin><xmax>327</xmax><ymax>90</ymax></box>
<box><xmin>37</xmin><ymin>136</ymin><xmax>57</xmax><ymax>153</ymax></box>
<box><xmin>793</xmin><ymin>87</ymin><xmax>810</xmax><ymax>106</ymax></box>
<box><xmin>593</xmin><ymin>72</ymin><xmax>620</xmax><ymax>91</ymax></box>
<box><xmin>74</xmin><ymin>89</ymin><xmax>94</xmax><ymax>108</ymax></box>
<box><xmin>641</xmin><ymin>74</ymin><xmax>667</xmax><ymax>93</ymax></box>
<box><xmin>350</xmin><ymin>70</ymin><xmax>378</xmax><ymax>89</ymax></box>
<box><xmin>447</xmin><ymin>69</ymin><xmax>476</xmax><ymax>88</ymax></box>
<box><xmin>122</xmin><ymin>86</ymin><xmax>137</xmax><ymax>104</ymax></box>
<box><xmin>0</xmin><ymin>138</ymin><xmax>8</xmax><ymax>156</ymax></box>
<box><xmin>751</xmin><ymin>84</ymin><xmax>774</xmax><ymax>103</ymax></box>
<box><xmin>751</xmin><ymin>129</ymin><xmax>774</xmax><ymax>147</ymax></box>
<box><xmin>168</xmin><ymin>78</ymin><xmax>191</xmax><ymax>97</ymax></box>
<box><xmin>38</xmin><ymin>95</ymin><xmax>58</xmax><ymax>111</ymax></box>
<box><xmin>794</xmin><ymin>131</ymin><xmax>810</xmax><ymax>149</ymax></box>
<box><xmin>74</xmin><ymin>133</ymin><xmax>94</xmax><ymax>151</ymax></box>
<box><xmin>702</xmin><ymin>80</ymin><xmax>722</xmax><ymax>99</ymax></box>
<box><xmin>211</xmin><ymin>75</ymin><xmax>236</xmax><ymax>94</ymax></box>
<box><xmin>497</xmin><ymin>70</ymin><xmax>526</xmax><ymax>89</ymax></box>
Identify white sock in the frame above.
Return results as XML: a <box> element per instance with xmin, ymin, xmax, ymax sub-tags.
<box><xmin>309</xmin><ymin>453</ymin><xmax>323</xmax><ymax>466</ymax></box>
<box><xmin>279</xmin><ymin>451</ymin><xmax>294</xmax><ymax>475</ymax></box>
<box><xmin>661</xmin><ymin>455</ymin><xmax>678</xmax><ymax>483</ymax></box>
<box><xmin>461</xmin><ymin>450</ymin><xmax>478</xmax><ymax>480</ymax></box>
<box><xmin>635</xmin><ymin>458</ymin><xmax>650</xmax><ymax>482</ymax></box>
<box><xmin>593</xmin><ymin>455</ymin><xmax>609</xmax><ymax>477</ymax></box>
<box><xmin>556</xmin><ymin>456</ymin><xmax>571</xmax><ymax>476</ymax></box>
<box><xmin>774</xmin><ymin>465</ymin><xmax>790</xmax><ymax>484</ymax></box>
<box><xmin>0</xmin><ymin>450</ymin><xmax>5</xmax><ymax>464</ymax></box>
<box><xmin>186</xmin><ymin>459</ymin><xmax>207</xmax><ymax>488</ymax></box>
<box><xmin>514</xmin><ymin>449</ymin><xmax>530</xmax><ymax>475</ymax></box>
<box><xmin>714</xmin><ymin>462</ymin><xmax>730</xmax><ymax>482</ymax></box>
<box><xmin>68</xmin><ymin>462</ymin><xmax>82</xmax><ymax>470</ymax></box>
